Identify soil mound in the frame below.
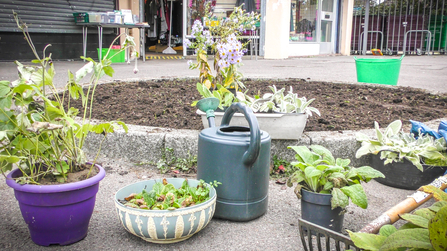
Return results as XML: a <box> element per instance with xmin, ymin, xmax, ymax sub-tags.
<box><xmin>69</xmin><ymin>79</ymin><xmax>447</xmax><ymax>131</ymax></box>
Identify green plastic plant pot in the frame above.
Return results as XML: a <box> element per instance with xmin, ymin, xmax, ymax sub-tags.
<box><xmin>300</xmin><ymin>189</ymin><xmax>344</xmax><ymax>233</ymax></box>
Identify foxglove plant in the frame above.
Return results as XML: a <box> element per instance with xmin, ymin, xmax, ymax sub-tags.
<box><xmin>0</xmin><ymin>12</ymin><xmax>133</xmax><ymax>184</ymax></box>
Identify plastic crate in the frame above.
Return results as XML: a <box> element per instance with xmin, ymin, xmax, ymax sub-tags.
<box><xmin>73</xmin><ymin>12</ymin><xmax>89</xmax><ymax>23</ymax></box>
<box><xmin>97</xmin><ymin>48</ymin><xmax>125</xmax><ymax>63</ymax></box>
<box><xmin>88</xmin><ymin>12</ymin><xmax>106</xmax><ymax>23</ymax></box>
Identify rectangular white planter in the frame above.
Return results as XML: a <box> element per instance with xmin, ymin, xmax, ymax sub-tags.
<box><xmin>197</xmin><ymin>110</ymin><xmax>308</xmax><ymax>140</ymax></box>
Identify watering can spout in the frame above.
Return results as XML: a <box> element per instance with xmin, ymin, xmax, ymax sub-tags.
<box><xmin>197</xmin><ymin>97</ymin><xmax>220</xmax><ymax>128</ymax></box>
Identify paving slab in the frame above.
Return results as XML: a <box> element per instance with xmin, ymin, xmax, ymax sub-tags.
<box><xmin>0</xmin><ymin>55</ymin><xmax>446</xmax><ymax>250</ymax></box>
<box><xmin>0</xmin><ymin>158</ymin><xmax>432</xmax><ymax>251</ymax></box>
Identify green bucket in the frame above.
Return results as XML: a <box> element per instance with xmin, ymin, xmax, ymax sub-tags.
<box><xmin>97</xmin><ymin>48</ymin><xmax>125</xmax><ymax>63</ymax></box>
<box><xmin>354</xmin><ymin>55</ymin><xmax>404</xmax><ymax>86</ymax></box>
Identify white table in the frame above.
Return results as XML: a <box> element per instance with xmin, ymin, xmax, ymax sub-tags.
<box><xmin>76</xmin><ymin>23</ymin><xmax>150</xmax><ymax>62</ymax></box>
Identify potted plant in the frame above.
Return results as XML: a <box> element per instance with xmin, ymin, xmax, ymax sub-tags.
<box><xmin>286</xmin><ymin>145</ymin><xmax>385</xmax><ymax>232</ymax></box>
<box><xmin>0</xmin><ymin>13</ymin><xmax>134</xmax><ymax>246</ymax></box>
<box><xmin>196</xmin><ymin>83</ymin><xmax>320</xmax><ymax>140</ymax></box>
<box><xmin>202</xmin><ymin>84</ymin><xmax>320</xmax><ymax>139</ymax></box>
<box><xmin>187</xmin><ymin>6</ymin><xmax>319</xmax><ymax>139</ymax></box>
<box><xmin>114</xmin><ymin>178</ymin><xmax>219</xmax><ymax>243</ymax></box>
<box><xmin>187</xmin><ymin>7</ymin><xmax>320</xmax><ymax>139</ymax></box>
<box><xmin>185</xmin><ymin>4</ymin><xmax>260</xmax><ymax>106</ymax></box>
<box><xmin>355</xmin><ymin>120</ymin><xmax>447</xmax><ymax>190</ymax></box>
<box><xmin>236</xmin><ymin>85</ymin><xmax>320</xmax><ymax>139</ymax></box>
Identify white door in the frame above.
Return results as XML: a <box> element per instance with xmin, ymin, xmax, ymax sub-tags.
<box><xmin>318</xmin><ymin>0</ymin><xmax>337</xmax><ymax>54</ymax></box>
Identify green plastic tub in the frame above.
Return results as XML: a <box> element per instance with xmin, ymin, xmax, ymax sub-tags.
<box><xmin>97</xmin><ymin>48</ymin><xmax>125</xmax><ymax>63</ymax></box>
<box><xmin>354</xmin><ymin>55</ymin><xmax>404</xmax><ymax>86</ymax></box>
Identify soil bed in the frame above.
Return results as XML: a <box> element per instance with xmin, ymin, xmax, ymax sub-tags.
<box><xmin>37</xmin><ymin>164</ymin><xmax>100</xmax><ymax>185</ymax></box>
<box><xmin>69</xmin><ymin>79</ymin><xmax>447</xmax><ymax>131</ymax></box>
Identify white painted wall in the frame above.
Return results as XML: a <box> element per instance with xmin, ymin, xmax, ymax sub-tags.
<box><xmin>288</xmin><ymin>43</ymin><xmax>320</xmax><ymax>57</ymax></box>
<box><xmin>340</xmin><ymin>0</ymin><xmax>354</xmax><ymax>55</ymax></box>
<box><xmin>264</xmin><ymin>0</ymin><xmax>291</xmax><ymax>59</ymax></box>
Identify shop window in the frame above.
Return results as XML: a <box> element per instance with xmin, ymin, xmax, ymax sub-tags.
<box><xmin>185</xmin><ymin>0</ymin><xmax>261</xmax><ymax>55</ymax></box>
<box><xmin>290</xmin><ymin>0</ymin><xmax>317</xmax><ymax>42</ymax></box>
<box><xmin>186</xmin><ymin>0</ymin><xmax>261</xmax><ymax>36</ymax></box>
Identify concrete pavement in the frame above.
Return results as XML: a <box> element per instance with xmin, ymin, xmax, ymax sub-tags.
<box><xmin>0</xmin><ymin>54</ymin><xmax>446</xmax><ymax>250</ymax></box>
<box><xmin>1</xmin><ymin>54</ymin><xmax>446</xmax><ymax>93</ymax></box>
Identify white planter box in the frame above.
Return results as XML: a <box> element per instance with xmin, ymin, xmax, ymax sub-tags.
<box><xmin>197</xmin><ymin>110</ymin><xmax>308</xmax><ymax>140</ymax></box>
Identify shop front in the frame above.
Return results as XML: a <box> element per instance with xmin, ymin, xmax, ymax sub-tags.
<box><xmin>182</xmin><ymin>0</ymin><xmax>262</xmax><ymax>57</ymax></box>
<box><xmin>289</xmin><ymin>0</ymin><xmax>338</xmax><ymax>55</ymax></box>
<box><xmin>143</xmin><ymin>0</ymin><xmax>348</xmax><ymax>59</ymax></box>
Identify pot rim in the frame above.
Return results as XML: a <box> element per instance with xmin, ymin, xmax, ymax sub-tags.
<box><xmin>5</xmin><ymin>162</ymin><xmax>105</xmax><ymax>193</ymax></box>
<box><xmin>114</xmin><ymin>178</ymin><xmax>217</xmax><ymax>213</ymax></box>
<box><xmin>196</xmin><ymin>109</ymin><xmax>307</xmax><ymax>118</ymax></box>
<box><xmin>301</xmin><ymin>188</ymin><xmax>333</xmax><ymax>197</ymax></box>
<box><xmin>372</xmin><ymin>151</ymin><xmax>447</xmax><ymax>168</ymax></box>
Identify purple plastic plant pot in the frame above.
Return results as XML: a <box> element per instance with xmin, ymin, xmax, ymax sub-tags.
<box><xmin>5</xmin><ymin>163</ymin><xmax>105</xmax><ymax>246</ymax></box>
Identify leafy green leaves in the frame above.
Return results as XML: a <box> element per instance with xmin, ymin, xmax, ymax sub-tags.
<box><xmin>355</xmin><ymin>120</ymin><xmax>447</xmax><ymax>170</ymax></box>
<box><xmin>123</xmin><ymin>179</ymin><xmax>218</xmax><ymax>210</ymax></box>
<box><xmin>193</xmin><ymin>82</ymin><xmax>235</xmax><ymax>109</ymax></box>
<box><xmin>0</xmin><ymin>81</ymin><xmax>10</xmax><ymax>96</ymax></box>
<box><xmin>429</xmin><ymin>205</ymin><xmax>447</xmax><ymax>251</ymax></box>
<box><xmin>340</xmin><ymin>184</ymin><xmax>368</xmax><ymax>209</ymax></box>
<box><xmin>349</xmin><ymin>190</ymin><xmax>447</xmax><ymax>251</ymax></box>
<box><xmin>0</xmin><ymin>17</ymin><xmax>135</xmax><ymax>184</ymax></box>
<box><xmin>400</xmin><ymin>213</ymin><xmax>430</xmax><ymax>228</ymax></box>
<box><xmin>242</xmin><ymin>85</ymin><xmax>320</xmax><ymax>116</ymax></box>
<box><xmin>349</xmin><ymin>228</ymin><xmax>435</xmax><ymax>251</ymax></box>
<box><xmin>331</xmin><ymin>188</ymin><xmax>349</xmax><ymax>209</ymax></box>
<box><xmin>287</xmin><ymin>145</ymin><xmax>384</xmax><ymax>210</ymax></box>
<box><xmin>347</xmin><ymin>230</ymin><xmax>387</xmax><ymax>251</ymax></box>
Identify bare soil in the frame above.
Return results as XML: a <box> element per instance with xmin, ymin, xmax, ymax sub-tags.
<box><xmin>37</xmin><ymin>164</ymin><xmax>99</xmax><ymax>185</ymax></box>
<box><xmin>68</xmin><ymin>79</ymin><xmax>447</xmax><ymax>132</ymax></box>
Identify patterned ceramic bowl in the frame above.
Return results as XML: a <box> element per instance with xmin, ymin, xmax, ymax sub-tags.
<box><xmin>114</xmin><ymin>178</ymin><xmax>216</xmax><ymax>244</ymax></box>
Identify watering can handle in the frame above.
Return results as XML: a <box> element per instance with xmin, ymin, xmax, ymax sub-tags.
<box><xmin>221</xmin><ymin>103</ymin><xmax>261</xmax><ymax>167</ymax></box>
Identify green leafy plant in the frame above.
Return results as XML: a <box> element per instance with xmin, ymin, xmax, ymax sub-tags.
<box><xmin>355</xmin><ymin>120</ymin><xmax>447</xmax><ymax>171</ymax></box>
<box><xmin>270</xmin><ymin>155</ymin><xmax>299</xmax><ymax>179</ymax></box>
<box><xmin>0</xmin><ymin>12</ymin><xmax>135</xmax><ymax>184</ymax></box>
<box><xmin>185</xmin><ymin>4</ymin><xmax>260</xmax><ymax>108</ymax></box>
<box><xmin>238</xmin><ymin>85</ymin><xmax>321</xmax><ymax>116</ymax></box>
<box><xmin>348</xmin><ymin>185</ymin><xmax>447</xmax><ymax>251</ymax></box>
<box><xmin>271</xmin><ymin>155</ymin><xmax>290</xmax><ymax>173</ymax></box>
<box><xmin>155</xmin><ymin>147</ymin><xmax>197</xmax><ymax>174</ymax></box>
<box><xmin>122</xmin><ymin>178</ymin><xmax>220</xmax><ymax>210</ymax></box>
<box><xmin>194</xmin><ymin>82</ymin><xmax>235</xmax><ymax>109</ymax></box>
<box><xmin>286</xmin><ymin>145</ymin><xmax>385</xmax><ymax>209</ymax></box>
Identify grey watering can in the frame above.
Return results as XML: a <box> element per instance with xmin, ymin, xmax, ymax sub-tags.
<box><xmin>196</xmin><ymin>98</ymin><xmax>271</xmax><ymax>221</ymax></box>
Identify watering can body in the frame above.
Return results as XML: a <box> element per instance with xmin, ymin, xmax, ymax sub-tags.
<box><xmin>197</xmin><ymin>103</ymin><xmax>271</xmax><ymax>221</ymax></box>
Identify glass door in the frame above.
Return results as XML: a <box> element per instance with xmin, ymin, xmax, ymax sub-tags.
<box><xmin>318</xmin><ymin>0</ymin><xmax>336</xmax><ymax>54</ymax></box>
<box><xmin>290</xmin><ymin>0</ymin><xmax>337</xmax><ymax>54</ymax></box>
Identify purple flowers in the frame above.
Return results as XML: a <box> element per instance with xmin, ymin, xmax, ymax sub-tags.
<box><xmin>217</xmin><ymin>34</ymin><xmax>244</xmax><ymax>67</ymax></box>
<box><xmin>188</xmin><ymin>20</ymin><xmax>214</xmax><ymax>50</ymax></box>
<box><xmin>185</xmin><ymin>6</ymin><xmax>260</xmax><ymax>92</ymax></box>
<box><xmin>187</xmin><ymin>26</ymin><xmax>246</xmax><ymax>69</ymax></box>
<box><xmin>183</xmin><ymin>39</ymin><xmax>192</xmax><ymax>48</ymax></box>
